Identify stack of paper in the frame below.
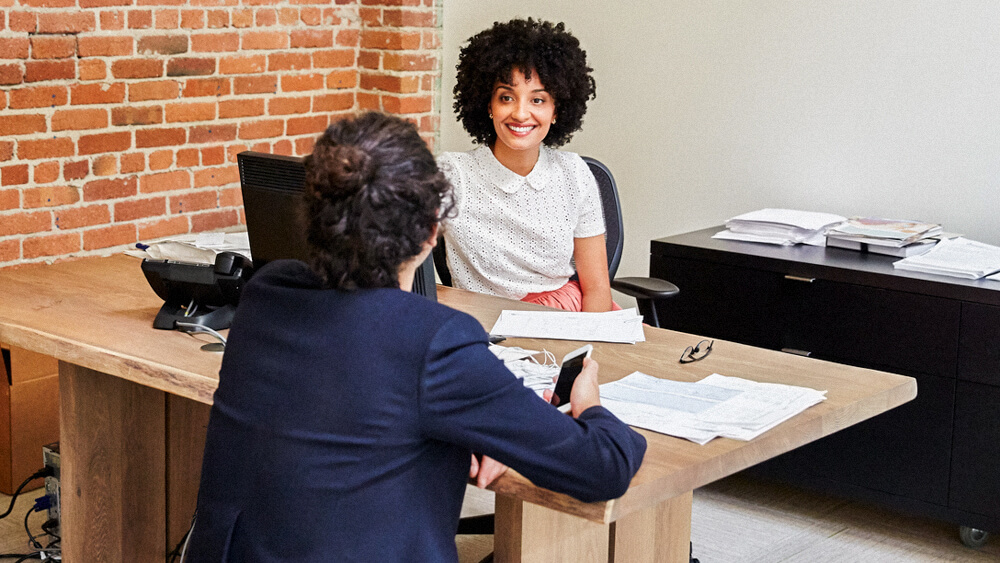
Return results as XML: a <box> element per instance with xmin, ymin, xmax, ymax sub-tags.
<box><xmin>893</xmin><ymin>237</ymin><xmax>1000</xmax><ymax>280</ymax></box>
<box><xmin>600</xmin><ymin>372</ymin><xmax>827</xmax><ymax>445</ymax></box>
<box><xmin>125</xmin><ymin>231</ymin><xmax>251</xmax><ymax>265</ymax></box>
<box><xmin>826</xmin><ymin>217</ymin><xmax>942</xmax><ymax>257</ymax></box>
<box><xmin>490</xmin><ymin>308</ymin><xmax>645</xmax><ymax>344</ymax></box>
<box><xmin>713</xmin><ymin>209</ymin><xmax>846</xmax><ymax>246</ymax></box>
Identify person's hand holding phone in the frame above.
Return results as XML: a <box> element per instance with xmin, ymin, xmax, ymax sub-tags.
<box><xmin>546</xmin><ymin>344</ymin><xmax>602</xmax><ymax>418</ymax></box>
<box><xmin>568</xmin><ymin>357</ymin><xmax>601</xmax><ymax>417</ymax></box>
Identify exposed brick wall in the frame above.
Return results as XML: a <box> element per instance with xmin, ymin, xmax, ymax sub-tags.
<box><xmin>0</xmin><ymin>0</ymin><xmax>441</xmax><ymax>268</ymax></box>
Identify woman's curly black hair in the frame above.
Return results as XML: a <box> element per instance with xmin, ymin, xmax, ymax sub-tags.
<box><xmin>453</xmin><ymin>18</ymin><xmax>596</xmax><ymax>148</ymax></box>
<box><xmin>303</xmin><ymin>112</ymin><xmax>453</xmax><ymax>290</ymax></box>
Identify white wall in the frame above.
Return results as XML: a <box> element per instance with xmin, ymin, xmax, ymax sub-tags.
<box><xmin>441</xmin><ymin>1</ymin><xmax>1000</xmax><ymax>300</ymax></box>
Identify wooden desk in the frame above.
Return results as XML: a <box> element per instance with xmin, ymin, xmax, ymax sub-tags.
<box><xmin>0</xmin><ymin>255</ymin><xmax>916</xmax><ymax>562</ymax></box>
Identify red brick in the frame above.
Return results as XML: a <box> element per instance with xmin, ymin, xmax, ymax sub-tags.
<box><xmin>421</xmin><ymin>29</ymin><xmax>439</xmax><ymax>50</ymax></box>
<box><xmin>138</xmin><ymin>216</ymin><xmax>188</xmax><ymax>240</ymax></box>
<box><xmin>37</xmin><ymin>12</ymin><xmax>95</xmax><ymax>34</ymax></box>
<box><xmin>272</xmin><ymin>139</ymin><xmax>293</xmax><ymax>156</ymax></box>
<box><xmin>154</xmin><ymin>9</ymin><xmax>180</xmax><ymax>29</ymax></box>
<box><xmin>100</xmin><ymin>10</ymin><xmax>126</xmax><ymax>30</ymax></box>
<box><xmin>78</xmin><ymin>59</ymin><xmax>106</xmax><ymax>81</ymax></box>
<box><xmin>30</xmin><ymin>35</ymin><xmax>77</xmax><ymax>59</ymax></box>
<box><xmin>337</xmin><ymin>29</ymin><xmax>360</xmax><ymax>48</ymax></box>
<box><xmin>219</xmin><ymin>55</ymin><xmax>266</xmax><ymax>75</ymax></box>
<box><xmin>218</xmin><ymin>186</ymin><xmax>242</xmax><ymax>208</ymax></box>
<box><xmin>78</xmin><ymin>36</ymin><xmax>133</xmax><ymax>57</ymax></box>
<box><xmin>286</xmin><ymin>115</ymin><xmax>327</xmax><ymax>137</ymax></box>
<box><xmin>268</xmin><ymin>53</ymin><xmax>311</xmax><ymax>72</ymax></box>
<box><xmin>70</xmin><ymin>82</ymin><xmax>126</xmax><ymax>105</ymax></box>
<box><xmin>0</xmin><ymin>240</ymin><xmax>20</xmax><ymax>263</ymax></box>
<box><xmin>147</xmin><ymin>150</ymin><xmax>172</xmax><ymax>170</ymax></box>
<box><xmin>25</xmin><ymin>60</ymin><xmax>76</xmax><ymax>82</ymax></box>
<box><xmin>383</xmin><ymin>8</ymin><xmax>435</xmax><ymax>27</ymax></box>
<box><xmin>114</xmin><ymin>197</ymin><xmax>165</xmax><ymax>221</ymax></box>
<box><xmin>139</xmin><ymin>170</ymin><xmax>189</xmax><ymax>193</ymax></box>
<box><xmin>0</xmin><ymin>114</ymin><xmax>47</xmax><ymax>136</ymax></box>
<box><xmin>357</xmin><ymin>91</ymin><xmax>380</xmax><ymax>111</ymax></box>
<box><xmin>23</xmin><ymin>186</ymin><xmax>80</xmax><ymax>208</ymax></box>
<box><xmin>83</xmin><ymin>176</ymin><xmax>137</xmax><ymax>201</ymax></box>
<box><xmin>187</xmin><ymin>124</ymin><xmax>237</xmax><ymax>144</ymax></box>
<box><xmin>128</xmin><ymin>10</ymin><xmax>152</xmax><ymax>29</ymax></box>
<box><xmin>277</xmin><ymin>7</ymin><xmax>297</xmax><ymax>26</ymax></box>
<box><xmin>55</xmin><ymin>204</ymin><xmax>110</xmax><ymax>229</ymax></box>
<box><xmin>190</xmin><ymin>209</ymin><xmax>238</xmax><ymax>232</ymax></box>
<box><xmin>180</xmin><ymin>9</ymin><xmax>204</xmax><ymax>30</ymax></box>
<box><xmin>191</xmin><ymin>32</ymin><xmax>239</xmax><ymax>52</ymax></box>
<box><xmin>290</xmin><ymin>29</ymin><xmax>332</xmax><ymax>49</ymax></box>
<box><xmin>200</xmin><ymin>146</ymin><xmax>224</xmax><ymax>166</ymax></box>
<box><xmin>120</xmin><ymin>153</ymin><xmax>145</xmax><ymax>174</ymax></box>
<box><xmin>218</xmin><ymin>99</ymin><xmax>264</xmax><ymax>119</ymax></box>
<box><xmin>268</xmin><ymin>96</ymin><xmax>311</xmax><ymax>115</ymax></box>
<box><xmin>357</xmin><ymin>51</ymin><xmax>379</xmax><ymax>70</ymax></box>
<box><xmin>177</xmin><ymin>148</ymin><xmax>200</xmax><ymax>167</ymax></box>
<box><xmin>231</xmin><ymin>9</ymin><xmax>253</xmax><ymax>28</ymax></box>
<box><xmin>254</xmin><ymin>9</ymin><xmax>276</xmax><ymax>26</ymax></box>
<box><xmin>22</xmin><ymin>0</ymin><xmax>75</xmax><ymax>6</ymax></box>
<box><xmin>234</xmin><ymin>75</ymin><xmax>277</xmax><ymax>95</ymax></box>
<box><xmin>0</xmin><ymin>190</ymin><xmax>21</xmax><ymax>211</ymax></box>
<box><xmin>360</xmin><ymin>73</ymin><xmax>419</xmax><ymax>94</ymax></box>
<box><xmin>242</xmin><ymin>31</ymin><xmax>288</xmax><ymax>50</ymax></box>
<box><xmin>9</xmin><ymin>85</ymin><xmax>68</xmax><ymax>109</ymax></box>
<box><xmin>52</xmin><ymin>108</ymin><xmax>107</xmax><ymax>131</ymax></box>
<box><xmin>9</xmin><ymin>12</ymin><xmax>37</xmax><ymax>33</ymax></box>
<box><xmin>170</xmin><ymin>189</ymin><xmax>217</xmax><ymax>213</ymax></box>
<box><xmin>182</xmin><ymin>77</ymin><xmax>230</xmax><ymax>97</ymax></box>
<box><xmin>111</xmin><ymin>58</ymin><xmax>163</xmax><ymax>79</ymax></box>
<box><xmin>0</xmin><ymin>37</ymin><xmax>30</xmax><ymax>58</ymax></box>
<box><xmin>128</xmin><ymin>80</ymin><xmax>179</xmax><ymax>102</ymax></box>
<box><xmin>281</xmin><ymin>73</ymin><xmax>325</xmax><ymax>93</ymax></box>
<box><xmin>0</xmin><ymin>142</ymin><xmax>12</xmax><ymax>162</ymax></box>
<box><xmin>166</xmin><ymin>57</ymin><xmax>215</xmax><ymax>77</ymax></box>
<box><xmin>165</xmin><ymin>101</ymin><xmax>215</xmax><ymax>123</ymax></box>
<box><xmin>326</xmin><ymin>69</ymin><xmax>356</xmax><ymax>90</ymax></box>
<box><xmin>300</xmin><ymin>7</ymin><xmax>322</xmax><ymax>26</ymax></box>
<box><xmin>135</xmin><ymin>128</ymin><xmax>186</xmax><ymax>148</ymax></box>
<box><xmin>226</xmin><ymin>145</ymin><xmax>249</xmax><ymax>162</ymax></box>
<box><xmin>0</xmin><ymin>210</ymin><xmax>51</xmax><ymax>237</ymax></box>
<box><xmin>206</xmin><ymin>10</ymin><xmax>228</xmax><ymax>28</ymax></box>
<box><xmin>111</xmin><ymin>105</ymin><xmax>163</xmax><ymax>126</ymax></box>
<box><xmin>359</xmin><ymin>7</ymin><xmax>380</xmax><ymax>26</ymax></box>
<box><xmin>383</xmin><ymin>52</ymin><xmax>436</xmax><ymax>72</ymax></box>
<box><xmin>313</xmin><ymin>92</ymin><xmax>353</xmax><ymax>112</ymax></box>
<box><xmin>83</xmin><ymin>223</ymin><xmax>135</xmax><ymax>250</ymax></box>
<box><xmin>2</xmin><ymin>164</ymin><xmax>29</xmax><ymax>186</ymax></box>
<box><xmin>194</xmin><ymin>165</ymin><xmax>238</xmax><ymax>188</ymax></box>
<box><xmin>81</xmin><ymin>0</ymin><xmax>131</xmax><ymax>8</ymax></box>
<box><xmin>137</xmin><ymin>35</ymin><xmax>188</xmax><ymax>56</ymax></box>
<box><xmin>92</xmin><ymin>154</ymin><xmax>117</xmax><ymax>176</ymax></box>
<box><xmin>63</xmin><ymin>160</ymin><xmax>89</xmax><ymax>180</ymax></box>
<box><xmin>18</xmin><ymin>138</ymin><xmax>75</xmax><ymax>160</ymax></box>
<box><xmin>382</xmin><ymin>94</ymin><xmax>432</xmax><ymax>114</ymax></box>
<box><xmin>34</xmin><ymin>162</ymin><xmax>60</xmax><ymax>184</ymax></box>
<box><xmin>0</xmin><ymin>64</ymin><xmax>23</xmax><ymax>86</ymax></box>
<box><xmin>24</xmin><ymin>232</ymin><xmax>80</xmax><ymax>259</ymax></box>
<box><xmin>78</xmin><ymin>131</ymin><xmax>131</xmax><ymax>155</ymax></box>
<box><xmin>239</xmin><ymin>119</ymin><xmax>283</xmax><ymax>140</ymax></box>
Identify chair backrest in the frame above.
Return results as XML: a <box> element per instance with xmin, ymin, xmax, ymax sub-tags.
<box><xmin>432</xmin><ymin>155</ymin><xmax>625</xmax><ymax>285</ymax></box>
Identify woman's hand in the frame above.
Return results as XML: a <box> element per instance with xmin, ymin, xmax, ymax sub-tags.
<box><xmin>469</xmin><ymin>454</ymin><xmax>508</xmax><ymax>488</ymax></box>
<box><xmin>573</xmin><ymin>235</ymin><xmax>613</xmax><ymax>312</ymax></box>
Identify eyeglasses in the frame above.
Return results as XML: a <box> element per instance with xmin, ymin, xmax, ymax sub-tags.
<box><xmin>679</xmin><ymin>339</ymin><xmax>713</xmax><ymax>364</ymax></box>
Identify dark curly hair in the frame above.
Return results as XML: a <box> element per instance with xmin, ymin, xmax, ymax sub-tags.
<box><xmin>453</xmin><ymin>18</ymin><xmax>596</xmax><ymax>147</ymax></box>
<box><xmin>303</xmin><ymin>112</ymin><xmax>453</xmax><ymax>290</ymax></box>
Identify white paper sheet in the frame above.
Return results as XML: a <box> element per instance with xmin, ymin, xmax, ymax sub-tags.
<box><xmin>490</xmin><ymin>308</ymin><xmax>645</xmax><ymax>344</ymax></box>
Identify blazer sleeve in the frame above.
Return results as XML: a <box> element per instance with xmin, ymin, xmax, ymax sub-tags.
<box><xmin>417</xmin><ymin>312</ymin><xmax>646</xmax><ymax>503</ymax></box>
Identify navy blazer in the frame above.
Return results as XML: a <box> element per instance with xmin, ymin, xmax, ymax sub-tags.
<box><xmin>185</xmin><ymin>260</ymin><xmax>646</xmax><ymax>562</ymax></box>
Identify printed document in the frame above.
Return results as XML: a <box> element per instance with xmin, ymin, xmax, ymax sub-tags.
<box><xmin>490</xmin><ymin>308</ymin><xmax>645</xmax><ymax>344</ymax></box>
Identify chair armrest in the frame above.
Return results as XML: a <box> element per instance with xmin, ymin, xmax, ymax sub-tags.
<box><xmin>611</xmin><ymin>276</ymin><xmax>679</xmax><ymax>301</ymax></box>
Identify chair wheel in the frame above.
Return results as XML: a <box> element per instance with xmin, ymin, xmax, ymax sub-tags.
<box><xmin>959</xmin><ymin>525</ymin><xmax>990</xmax><ymax>549</ymax></box>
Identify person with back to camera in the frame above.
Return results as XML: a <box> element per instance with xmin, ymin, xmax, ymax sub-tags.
<box><xmin>182</xmin><ymin>112</ymin><xmax>646</xmax><ymax>562</ymax></box>
<box><xmin>440</xmin><ymin>18</ymin><xmax>619</xmax><ymax>312</ymax></box>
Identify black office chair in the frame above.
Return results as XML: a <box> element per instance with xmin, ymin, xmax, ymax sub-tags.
<box><xmin>439</xmin><ymin>157</ymin><xmax>687</xmax><ymax>563</ymax></box>
<box><xmin>433</xmin><ymin>156</ymin><xmax>679</xmax><ymax>326</ymax></box>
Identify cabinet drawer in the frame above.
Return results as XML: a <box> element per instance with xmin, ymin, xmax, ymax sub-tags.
<box><xmin>949</xmin><ymin>381</ymin><xmax>1000</xmax><ymax>518</ymax></box>
<box><xmin>958</xmin><ymin>302</ymin><xmax>1000</xmax><ymax>386</ymax></box>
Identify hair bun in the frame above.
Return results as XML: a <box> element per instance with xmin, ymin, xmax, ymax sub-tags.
<box><xmin>309</xmin><ymin>144</ymin><xmax>375</xmax><ymax>198</ymax></box>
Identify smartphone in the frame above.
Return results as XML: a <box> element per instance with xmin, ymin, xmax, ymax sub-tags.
<box><xmin>550</xmin><ymin>344</ymin><xmax>593</xmax><ymax>412</ymax></box>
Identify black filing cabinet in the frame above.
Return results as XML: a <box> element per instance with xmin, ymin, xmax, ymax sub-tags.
<box><xmin>649</xmin><ymin>227</ymin><xmax>1000</xmax><ymax>538</ymax></box>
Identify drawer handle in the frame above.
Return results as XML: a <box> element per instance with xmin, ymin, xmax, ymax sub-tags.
<box><xmin>784</xmin><ymin>275</ymin><xmax>815</xmax><ymax>283</ymax></box>
<box><xmin>781</xmin><ymin>348</ymin><xmax>812</xmax><ymax>357</ymax></box>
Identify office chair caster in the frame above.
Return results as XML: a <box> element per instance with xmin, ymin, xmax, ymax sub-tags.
<box><xmin>690</xmin><ymin>541</ymin><xmax>700</xmax><ymax>563</ymax></box>
<box><xmin>959</xmin><ymin>525</ymin><xmax>990</xmax><ymax>549</ymax></box>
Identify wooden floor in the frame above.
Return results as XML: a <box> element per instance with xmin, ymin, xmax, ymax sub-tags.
<box><xmin>457</xmin><ymin>474</ymin><xmax>1000</xmax><ymax>562</ymax></box>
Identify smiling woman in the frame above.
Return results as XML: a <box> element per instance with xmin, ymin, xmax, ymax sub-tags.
<box><xmin>439</xmin><ymin>18</ymin><xmax>617</xmax><ymax>312</ymax></box>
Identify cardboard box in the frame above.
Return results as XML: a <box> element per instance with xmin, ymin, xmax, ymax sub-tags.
<box><xmin>0</xmin><ymin>346</ymin><xmax>60</xmax><ymax>494</ymax></box>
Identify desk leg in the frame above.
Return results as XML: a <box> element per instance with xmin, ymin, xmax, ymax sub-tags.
<box><xmin>494</xmin><ymin>494</ymin><xmax>610</xmax><ymax>562</ymax></box>
<box><xmin>59</xmin><ymin>362</ymin><xmax>166</xmax><ymax>562</ymax></box>
<box><xmin>609</xmin><ymin>491</ymin><xmax>692</xmax><ymax>563</ymax></box>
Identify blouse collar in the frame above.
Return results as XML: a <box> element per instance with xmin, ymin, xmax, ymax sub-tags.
<box><xmin>474</xmin><ymin>145</ymin><xmax>550</xmax><ymax>194</ymax></box>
